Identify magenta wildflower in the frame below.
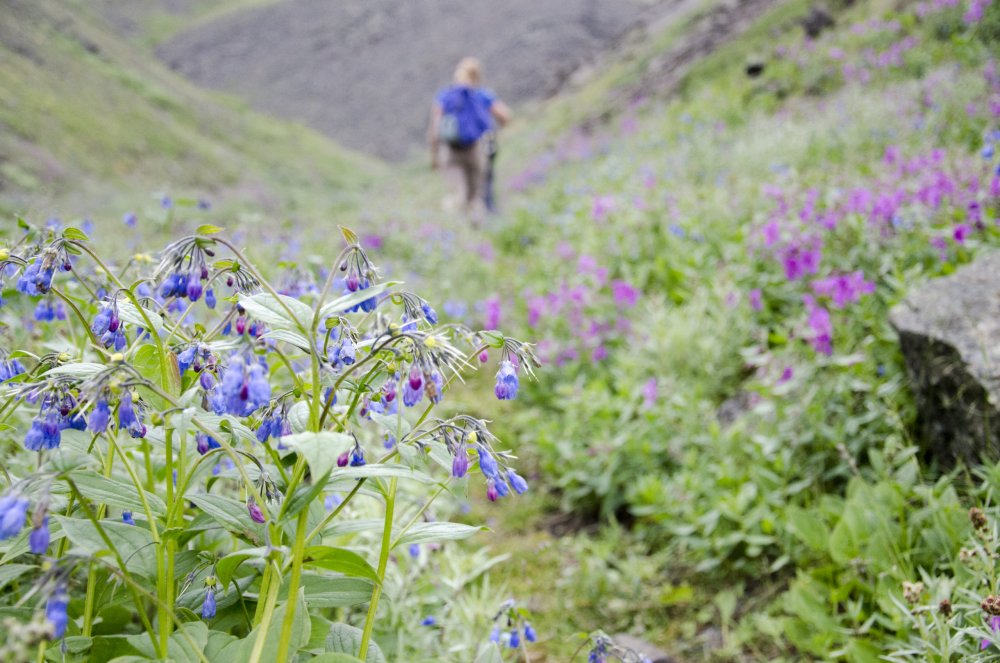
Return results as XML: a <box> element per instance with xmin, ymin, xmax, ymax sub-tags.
<box><xmin>483</xmin><ymin>296</ymin><xmax>502</xmax><ymax>330</ymax></box>
<box><xmin>591</xmin><ymin>195</ymin><xmax>616</xmax><ymax>221</ymax></box>
<box><xmin>611</xmin><ymin>280</ymin><xmax>639</xmax><ymax>308</ymax></box>
<box><xmin>642</xmin><ymin>378</ymin><xmax>659</xmax><ymax>408</ymax></box>
<box><xmin>953</xmin><ymin>223</ymin><xmax>971</xmax><ymax>244</ymax></box>
<box><xmin>983</xmin><ymin>615</ymin><xmax>1000</xmax><ymax>649</ymax></box>
<box><xmin>810</xmin><ymin>271</ymin><xmax>875</xmax><ymax>308</ymax></box>
<box><xmin>803</xmin><ymin>295</ymin><xmax>833</xmax><ymax>356</ymax></box>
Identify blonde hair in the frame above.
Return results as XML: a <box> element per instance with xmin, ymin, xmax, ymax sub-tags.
<box><xmin>453</xmin><ymin>57</ymin><xmax>482</xmax><ymax>86</ymax></box>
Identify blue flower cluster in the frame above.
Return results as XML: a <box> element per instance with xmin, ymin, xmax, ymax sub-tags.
<box><xmin>344</xmin><ymin>274</ymin><xmax>377</xmax><ymax>313</ymax></box>
<box><xmin>16</xmin><ymin>258</ymin><xmax>58</xmax><ymax>296</ymax></box>
<box><xmin>337</xmin><ymin>444</ymin><xmax>366</xmax><ymax>467</ymax></box>
<box><xmin>452</xmin><ymin>445</ymin><xmax>469</xmax><ymax>478</ymax></box>
<box><xmin>196</xmin><ymin>432</ymin><xmax>221</xmax><ymax>454</ymax></box>
<box><xmin>0</xmin><ymin>355</ymin><xmax>25</xmax><ymax>381</ymax></box>
<box><xmin>488</xmin><ymin>622</ymin><xmax>537</xmax><ymax>649</ymax></box>
<box><xmin>202</xmin><ymin>588</ymin><xmax>217</xmax><ymax>619</ymax></box>
<box><xmin>0</xmin><ymin>493</ymin><xmax>29</xmax><ymax>540</ymax></box>
<box><xmin>477</xmin><ymin>445</ymin><xmax>529</xmax><ymax>502</ymax></box>
<box><xmin>177</xmin><ymin>344</ymin><xmax>217</xmax><ymax>376</ymax></box>
<box><xmin>33</xmin><ymin>300</ymin><xmax>66</xmax><ymax>322</ymax></box>
<box><xmin>117</xmin><ymin>391</ymin><xmax>147</xmax><ymax>439</ymax></box>
<box><xmin>159</xmin><ymin>263</ymin><xmax>212</xmax><ymax>304</ymax></box>
<box><xmin>24</xmin><ymin>394</ymin><xmax>86</xmax><ymax>452</ymax></box>
<box><xmin>87</xmin><ymin>398</ymin><xmax>111</xmax><ymax>434</ymax></box>
<box><xmin>494</xmin><ymin>360</ymin><xmax>520</xmax><ymax>400</ymax></box>
<box><xmin>30</xmin><ymin>516</ymin><xmax>50</xmax><ymax>554</ymax></box>
<box><xmin>210</xmin><ymin>354</ymin><xmax>271</xmax><ymax>417</ymax></box>
<box><xmin>91</xmin><ymin>303</ymin><xmax>127</xmax><ymax>350</ymax></box>
<box><xmin>46</xmin><ymin>583</ymin><xmax>69</xmax><ymax>639</ymax></box>
<box><xmin>327</xmin><ymin>335</ymin><xmax>356</xmax><ymax>370</ymax></box>
<box><xmin>255</xmin><ymin>412</ymin><xmax>290</xmax><ymax>443</ymax></box>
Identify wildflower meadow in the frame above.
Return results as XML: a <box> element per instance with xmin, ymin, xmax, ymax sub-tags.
<box><xmin>2</xmin><ymin>0</ymin><xmax>1000</xmax><ymax>660</ymax></box>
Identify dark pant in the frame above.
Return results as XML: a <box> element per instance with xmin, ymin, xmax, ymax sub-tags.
<box><xmin>445</xmin><ymin>142</ymin><xmax>486</xmax><ymax>214</ymax></box>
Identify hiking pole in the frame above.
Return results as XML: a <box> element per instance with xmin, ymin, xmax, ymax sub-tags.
<box><xmin>485</xmin><ymin>132</ymin><xmax>497</xmax><ymax>212</ymax></box>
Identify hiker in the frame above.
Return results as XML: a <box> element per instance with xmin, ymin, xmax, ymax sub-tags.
<box><xmin>429</xmin><ymin>57</ymin><xmax>511</xmax><ymax>218</ymax></box>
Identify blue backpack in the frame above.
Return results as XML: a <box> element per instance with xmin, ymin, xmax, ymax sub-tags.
<box><xmin>438</xmin><ymin>86</ymin><xmax>492</xmax><ymax>148</ymax></box>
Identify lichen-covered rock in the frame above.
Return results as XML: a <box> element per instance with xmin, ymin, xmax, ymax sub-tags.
<box><xmin>889</xmin><ymin>253</ymin><xmax>1000</xmax><ymax>464</ymax></box>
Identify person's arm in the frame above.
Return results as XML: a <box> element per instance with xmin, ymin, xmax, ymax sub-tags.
<box><xmin>490</xmin><ymin>100</ymin><xmax>511</xmax><ymax>128</ymax></box>
<box><xmin>428</xmin><ymin>105</ymin><xmax>442</xmax><ymax>169</ymax></box>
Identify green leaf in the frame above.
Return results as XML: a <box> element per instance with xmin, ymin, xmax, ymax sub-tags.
<box><xmin>325</xmin><ymin>622</ymin><xmax>386</xmax><ymax>663</ymax></box>
<box><xmin>281</xmin><ymin>432</ymin><xmax>353</xmax><ymax>480</ymax></box>
<box><xmin>282</xmin><ymin>471</ymin><xmax>332</xmax><ymax>520</ymax></box>
<box><xmin>287</xmin><ymin>402</ymin><xmax>310</xmax><ymax>433</ymax></box>
<box><xmin>292</xmin><ymin>574</ymin><xmax>373</xmax><ymax>608</ymax></box>
<box><xmin>334</xmin><ymin>464</ymin><xmax>434</xmax><ymax>484</ymax></box>
<box><xmin>473</xmin><ymin>644</ymin><xmax>504</xmax><ymax>663</ymax></box>
<box><xmin>216</xmin><ymin>590</ymin><xmax>310</xmax><ymax>661</ymax></box>
<box><xmin>238</xmin><ymin>292</ymin><xmax>313</xmax><ymax>331</ymax></box>
<box><xmin>311</xmin><ymin>655</ymin><xmax>365</xmax><ymax>663</ymax></box>
<box><xmin>118</xmin><ymin>298</ymin><xmax>163</xmax><ymax>334</ymax></box>
<box><xmin>262</xmin><ymin>328</ymin><xmax>311</xmax><ymax>349</ymax></box>
<box><xmin>302</xmin><ymin>546</ymin><xmax>380</xmax><ymax>584</ymax></box>
<box><xmin>215</xmin><ymin>546</ymin><xmax>270</xmax><ymax>588</ymax></box>
<box><xmin>0</xmin><ymin>564</ymin><xmax>36</xmax><ymax>590</ymax></box>
<box><xmin>197</xmin><ymin>224</ymin><xmax>225</xmax><ymax>236</ymax></box>
<box><xmin>42</xmin><ymin>363</ymin><xmax>105</xmax><ymax>379</ymax></box>
<box><xmin>71</xmin><ymin>471</ymin><xmax>167</xmax><ymax>517</ymax></box>
<box><xmin>368</xmin><ymin>412</ymin><xmax>411</xmax><ymax>439</ymax></box>
<box><xmin>188</xmin><ymin>494</ymin><xmax>263</xmax><ymax>544</ymax></box>
<box><xmin>339</xmin><ymin>226</ymin><xmax>359</xmax><ymax>245</ymax></box>
<box><xmin>88</xmin><ymin>635</ymin><xmax>143</xmax><ymax>661</ymax></box>
<box><xmin>318</xmin><ymin>283</ymin><xmax>392</xmax><ymax>320</ymax></box>
<box><xmin>55</xmin><ymin>516</ymin><xmax>157</xmax><ymax>576</ymax></box>
<box><xmin>393</xmin><ymin>521</ymin><xmax>484</xmax><ymax>548</ymax></box>
<box><xmin>126</xmin><ymin>620</ymin><xmax>211</xmax><ymax>662</ymax></box>
<box><xmin>62</xmin><ymin>227</ymin><xmax>90</xmax><ymax>241</ymax></box>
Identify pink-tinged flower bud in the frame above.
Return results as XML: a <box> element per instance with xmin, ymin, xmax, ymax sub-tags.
<box><xmin>247</xmin><ymin>500</ymin><xmax>266</xmax><ymax>524</ymax></box>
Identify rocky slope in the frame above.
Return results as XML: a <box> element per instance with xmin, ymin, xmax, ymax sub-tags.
<box><xmin>154</xmin><ymin>0</ymin><xmax>667</xmax><ymax>160</ymax></box>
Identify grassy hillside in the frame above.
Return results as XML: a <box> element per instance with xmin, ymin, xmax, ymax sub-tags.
<box><xmin>0</xmin><ymin>0</ymin><xmax>380</xmax><ymax>228</ymax></box>
<box><xmin>1</xmin><ymin>0</ymin><xmax>999</xmax><ymax>659</ymax></box>
<box><xmin>352</xmin><ymin>0</ymin><xmax>1000</xmax><ymax>659</ymax></box>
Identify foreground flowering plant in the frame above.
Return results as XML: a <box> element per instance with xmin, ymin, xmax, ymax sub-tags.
<box><xmin>0</xmin><ymin>222</ymin><xmax>536</xmax><ymax>662</ymax></box>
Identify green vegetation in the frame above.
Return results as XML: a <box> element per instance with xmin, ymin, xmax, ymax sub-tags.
<box><xmin>2</xmin><ymin>0</ymin><xmax>1000</xmax><ymax>659</ymax></box>
<box><xmin>0</xmin><ymin>0</ymin><xmax>379</xmax><ymax>225</ymax></box>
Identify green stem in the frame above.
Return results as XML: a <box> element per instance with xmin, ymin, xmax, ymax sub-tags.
<box><xmin>389</xmin><ymin>480</ymin><xmax>450</xmax><ymax>548</ymax></box>
<box><xmin>252</xmin><ymin>563</ymin><xmax>274</xmax><ymax>625</ymax></box>
<box><xmin>67</xmin><ymin>479</ymin><xmax>159</xmax><ymax>655</ymax></box>
<box><xmin>305</xmin><ymin>448</ymin><xmax>399</xmax><ymax>543</ymax></box>
<box><xmin>82</xmin><ymin>560</ymin><xmax>98</xmax><ymax>637</ymax></box>
<box><xmin>276</xmin><ymin>509</ymin><xmax>309</xmax><ymax>663</ymax></box>
<box><xmin>359</xmin><ymin>477</ymin><xmax>397</xmax><ymax>659</ymax></box>
<box><xmin>158</xmin><ymin>427</ymin><xmax>175</xmax><ymax>652</ymax></box>
<box><xmin>248</xmin><ymin>559</ymin><xmax>282</xmax><ymax>663</ymax></box>
<box><xmin>108</xmin><ymin>437</ymin><xmax>159</xmax><ymax>539</ymax></box>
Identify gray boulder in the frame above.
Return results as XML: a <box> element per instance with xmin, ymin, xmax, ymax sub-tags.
<box><xmin>611</xmin><ymin>634</ymin><xmax>676</xmax><ymax>663</ymax></box>
<box><xmin>889</xmin><ymin>253</ymin><xmax>1000</xmax><ymax>464</ymax></box>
